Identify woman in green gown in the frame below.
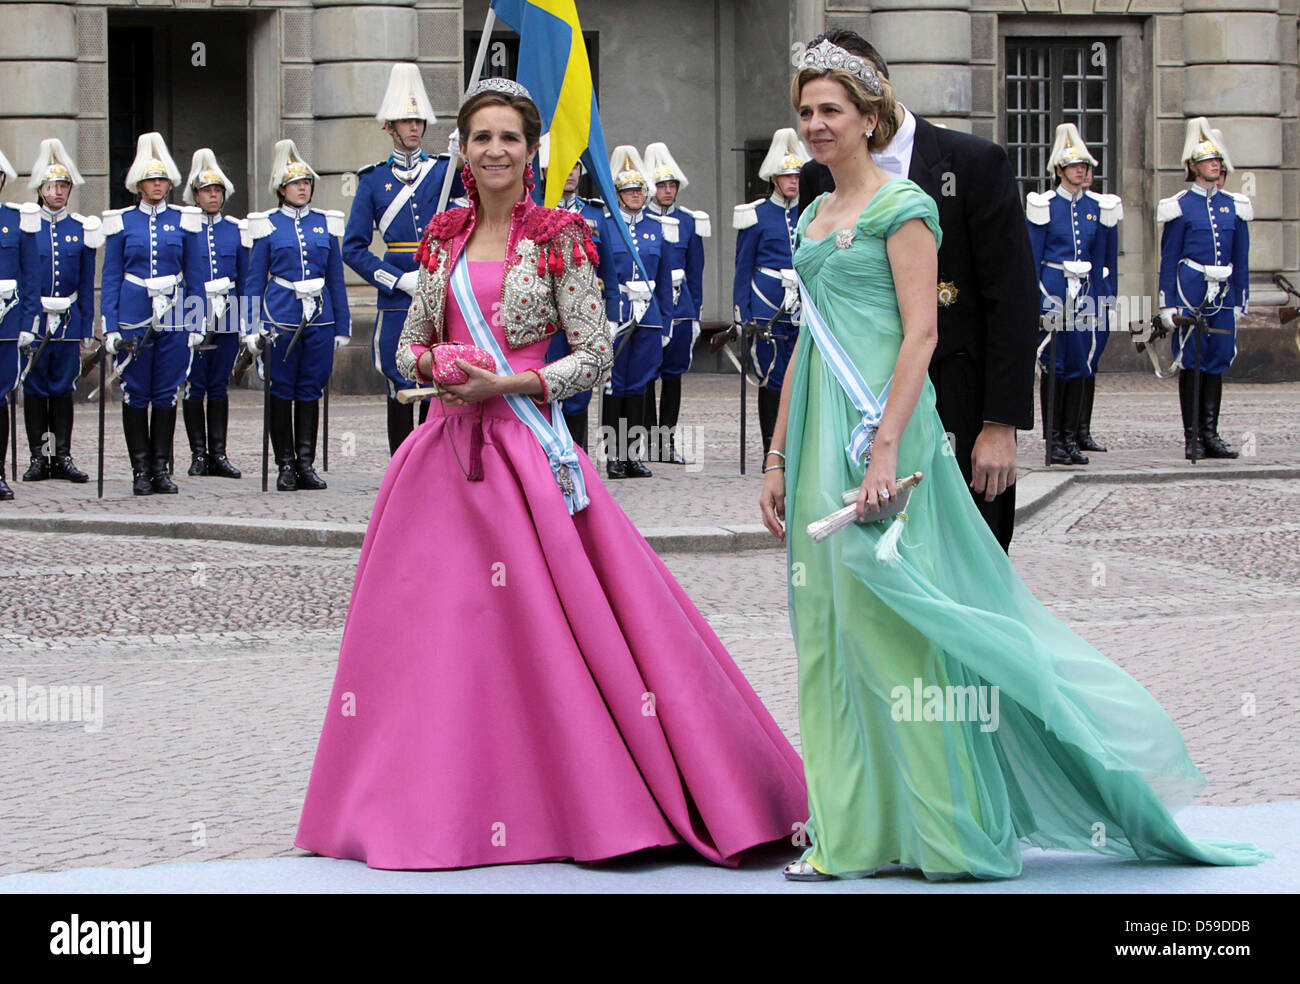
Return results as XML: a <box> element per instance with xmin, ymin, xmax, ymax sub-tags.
<box><xmin>760</xmin><ymin>34</ymin><xmax>1269</xmax><ymax>881</ymax></box>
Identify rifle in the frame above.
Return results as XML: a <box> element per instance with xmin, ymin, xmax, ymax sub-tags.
<box><xmin>1272</xmin><ymin>274</ymin><xmax>1300</xmax><ymax>332</ymax></box>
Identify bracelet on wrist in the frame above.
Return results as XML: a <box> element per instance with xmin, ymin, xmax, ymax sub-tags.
<box><xmin>762</xmin><ymin>463</ymin><xmax>786</xmax><ymax>473</ymax></box>
<box><xmin>766</xmin><ymin>449</ymin><xmax>786</xmax><ymax>461</ymax></box>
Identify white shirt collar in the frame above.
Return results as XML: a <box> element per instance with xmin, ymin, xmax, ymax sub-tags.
<box><xmin>871</xmin><ymin>106</ymin><xmax>916</xmax><ymax>178</ymax></box>
<box><xmin>41</xmin><ymin>206</ymin><xmax>69</xmax><ymax>222</ymax></box>
<box><xmin>1055</xmin><ymin>185</ymin><xmax>1084</xmax><ymax>203</ymax></box>
<box><xmin>559</xmin><ymin>193</ymin><xmax>579</xmax><ymax>210</ymax></box>
<box><xmin>202</xmin><ymin>211</ymin><xmax>224</xmax><ymax>225</ymax></box>
<box><xmin>620</xmin><ymin>208</ymin><xmax>641</xmax><ymax>225</ymax></box>
<box><xmin>137</xmin><ymin>201</ymin><xmax>168</xmax><ymax>216</ymax></box>
<box><xmin>280</xmin><ymin>203</ymin><xmax>312</xmax><ymax>219</ymax></box>
<box><xmin>647</xmin><ymin>201</ymin><xmax>675</xmax><ymax>216</ymax></box>
<box><xmin>768</xmin><ymin>191</ymin><xmax>796</xmax><ymax>210</ymax></box>
<box><xmin>1190</xmin><ymin>182</ymin><xmax>1214</xmax><ymax>198</ymax></box>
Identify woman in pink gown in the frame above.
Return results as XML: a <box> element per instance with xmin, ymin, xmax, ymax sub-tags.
<box><xmin>294</xmin><ymin>79</ymin><xmax>807</xmax><ymax>870</ymax></box>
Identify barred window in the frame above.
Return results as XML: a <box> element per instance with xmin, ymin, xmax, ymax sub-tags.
<box><xmin>1005</xmin><ymin>40</ymin><xmax>1117</xmax><ymax>199</ymax></box>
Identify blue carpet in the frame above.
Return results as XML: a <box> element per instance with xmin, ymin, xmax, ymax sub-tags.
<box><xmin>2</xmin><ymin>801</ymin><xmax>1293</xmax><ymax>894</ymax></box>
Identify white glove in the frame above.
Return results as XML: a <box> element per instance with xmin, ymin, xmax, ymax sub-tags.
<box><xmin>82</xmin><ymin>336</ymin><xmax>97</xmax><ymax>350</ymax></box>
<box><xmin>396</xmin><ymin>271</ymin><xmax>419</xmax><ymax>296</ymax></box>
<box><xmin>1158</xmin><ymin>307</ymin><xmax>1177</xmax><ymax>331</ymax></box>
<box><xmin>187</xmin><ymin>332</ymin><xmax>204</xmax><ymax>349</ymax></box>
<box><xmin>243</xmin><ymin>331</ymin><xmax>265</xmax><ymax>355</ymax></box>
<box><xmin>1233</xmin><ymin>306</ymin><xmax>1243</xmax><ymax>320</ymax></box>
<box><xmin>18</xmin><ymin>331</ymin><xmax>36</xmax><ymax>349</ymax></box>
<box><xmin>103</xmin><ymin>332</ymin><xmax>122</xmax><ymax>355</ymax></box>
<box><xmin>334</xmin><ymin>334</ymin><xmax>349</xmax><ymax>350</ymax></box>
<box><xmin>662</xmin><ymin>326</ymin><xmax>672</xmax><ymax>348</ymax></box>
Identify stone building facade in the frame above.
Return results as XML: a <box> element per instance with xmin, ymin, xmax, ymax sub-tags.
<box><xmin>1</xmin><ymin>0</ymin><xmax>1296</xmax><ymax>383</ymax></box>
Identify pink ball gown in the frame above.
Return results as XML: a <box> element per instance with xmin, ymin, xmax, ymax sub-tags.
<box><xmin>294</xmin><ymin>259</ymin><xmax>807</xmax><ymax>870</ymax></box>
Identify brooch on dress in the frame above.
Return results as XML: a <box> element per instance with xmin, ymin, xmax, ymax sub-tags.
<box><xmin>835</xmin><ymin>229</ymin><xmax>855</xmax><ymax>250</ymax></box>
<box><xmin>938</xmin><ymin>281</ymin><xmax>959</xmax><ymax>307</ymax></box>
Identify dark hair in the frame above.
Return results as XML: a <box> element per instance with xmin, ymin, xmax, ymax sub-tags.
<box><xmin>456</xmin><ymin>90</ymin><xmax>543</xmax><ymax>155</ymax></box>
<box><xmin>792</xmin><ymin>29</ymin><xmax>899</xmax><ymax>151</ymax></box>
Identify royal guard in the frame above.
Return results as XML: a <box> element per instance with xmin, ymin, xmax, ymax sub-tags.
<box><xmin>643</xmin><ymin>141</ymin><xmax>708</xmax><ymax>465</ymax></box>
<box><xmin>180</xmin><ymin>149</ymin><xmax>247</xmax><ymax>479</ymax></box>
<box><xmin>100</xmin><ymin>132</ymin><xmax>201</xmax><ymax>496</ymax></box>
<box><xmin>1158</xmin><ymin>118</ymin><xmax>1250</xmax><ymax>459</ymax></box>
<box><xmin>602</xmin><ymin>145</ymin><xmax>676</xmax><ymax>479</ymax></box>
<box><xmin>733</xmin><ymin>128</ymin><xmax>807</xmax><ymax>456</ymax></box>
<box><xmin>1080</xmin><ymin>161</ymin><xmax>1122</xmax><ymax>454</ymax></box>
<box><xmin>1025</xmin><ymin>123</ymin><xmax>1121</xmax><ymax>464</ymax></box>
<box><xmin>0</xmin><ymin>147</ymin><xmax>39</xmax><ymax>500</ymax></box>
<box><xmin>18</xmin><ymin>139</ymin><xmax>100</xmax><ymax>486</ymax></box>
<box><xmin>245</xmin><ymin>139</ymin><xmax>349</xmax><ymax>491</ymax></box>
<box><xmin>541</xmin><ymin>134</ymin><xmax>618</xmax><ymax>451</ymax></box>
<box><xmin>343</xmin><ymin>63</ymin><xmax>459</xmax><ymax>454</ymax></box>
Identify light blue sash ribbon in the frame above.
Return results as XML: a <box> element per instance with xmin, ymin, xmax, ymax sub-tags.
<box><xmin>450</xmin><ymin>254</ymin><xmax>589</xmax><ymax>514</ymax></box>
<box><xmin>798</xmin><ymin>274</ymin><xmax>892</xmax><ymax>469</ymax></box>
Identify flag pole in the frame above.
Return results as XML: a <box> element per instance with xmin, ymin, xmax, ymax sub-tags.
<box><xmin>436</xmin><ymin>8</ymin><xmax>497</xmax><ymax>214</ymax></box>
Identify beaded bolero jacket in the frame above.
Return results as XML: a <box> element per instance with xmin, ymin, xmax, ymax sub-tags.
<box><xmin>396</xmin><ymin>191</ymin><xmax>613</xmax><ymax>404</ymax></box>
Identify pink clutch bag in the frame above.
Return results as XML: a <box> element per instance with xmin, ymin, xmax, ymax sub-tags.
<box><xmin>430</xmin><ymin>343</ymin><xmax>496</xmax><ymax>385</ymax></box>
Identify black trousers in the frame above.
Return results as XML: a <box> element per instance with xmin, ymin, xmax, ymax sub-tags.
<box><xmin>928</xmin><ymin>351</ymin><xmax>1017</xmax><ymax>553</ymax></box>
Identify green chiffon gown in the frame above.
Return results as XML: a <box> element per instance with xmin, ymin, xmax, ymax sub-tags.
<box><xmin>785</xmin><ymin>178</ymin><xmax>1268</xmax><ymax>880</ymax></box>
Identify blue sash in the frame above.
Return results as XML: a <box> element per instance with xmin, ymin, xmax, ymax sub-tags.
<box><xmin>449</xmin><ymin>254</ymin><xmax>589</xmax><ymax>514</ymax></box>
<box><xmin>798</xmin><ymin>274</ymin><xmax>892</xmax><ymax>469</ymax></box>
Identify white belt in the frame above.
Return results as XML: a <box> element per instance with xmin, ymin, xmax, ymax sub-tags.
<box><xmin>0</xmin><ymin>279</ymin><xmax>17</xmax><ymax>322</ymax></box>
<box><xmin>756</xmin><ymin>267</ymin><xmax>800</xmax><ymax>321</ymax></box>
<box><xmin>1043</xmin><ymin>260</ymin><xmax>1092</xmax><ymax>302</ymax></box>
<box><xmin>204</xmin><ymin>277</ymin><xmax>234</xmax><ymax>326</ymax></box>
<box><xmin>272</xmin><ymin>276</ymin><xmax>326</xmax><ymax>324</ymax></box>
<box><xmin>619</xmin><ymin>281</ymin><xmax>654</xmax><ymax>325</ymax></box>
<box><xmin>41</xmin><ymin>294</ymin><xmax>75</xmax><ymax>334</ymax></box>
<box><xmin>1181</xmin><ymin>259</ymin><xmax>1233</xmax><ymax>283</ymax></box>
<box><xmin>124</xmin><ymin>273</ymin><xmax>183</xmax><ymax>327</ymax></box>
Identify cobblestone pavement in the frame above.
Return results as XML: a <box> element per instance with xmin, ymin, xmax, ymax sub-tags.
<box><xmin>1</xmin><ymin>466</ymin><xmax>1296</xmax><ymax>876</ymax></box>
<box><xmin>4</xmin><ymin>375</ymin><xmax>1298</xmax><ymax>531</ymax></box>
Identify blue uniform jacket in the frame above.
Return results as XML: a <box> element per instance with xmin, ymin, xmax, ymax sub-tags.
<box><xmin>100</xmin><ymin>202</ymin><xmax>198</xmax><ymax>338</ymax></box>
<box><xmin>183</xmin><ymin>212</ymin><xmax>248</xmax><ymax>334</ymax></box>
<box><xmin>342</xmin><ymin>152</ymin><xmax>459</xmax><ymax>312</ymax></box>
<box><xmin>649</xmin><ymin>202</ymin><xmax>707</xmax><ymax>323</ymax></box>
<box><xmin>0</xmin><ymin>203</ymin><xmax>39</xmax><ymax>341</ymax></box>
<box><xmin>732</xmin><ymin>194</ymin><xmax>799</xmax><ymax>325</ymax></box>
<box><xmin>606</xmin><ymin>209</ymin><xmax>676</xmax><ymax>330</ymax></box>
<box><xmin>246</xmin><ymin>205</ymin><xmax>350</xmax><ymax>336</ymax></box>
<box><xmin>1158</xmin><ymin>184</ymin><xmax>1250</xmax><ymax>313</ymax></box>
<box><xmin>1026</xmin><ymin>187</ymin><xmax>1118</xmax><ymax>315</ymax></box>
<box><xmin>29</xmin><ymin>208</ymin><xmax>99</xmax><ymax>340</ymax></box>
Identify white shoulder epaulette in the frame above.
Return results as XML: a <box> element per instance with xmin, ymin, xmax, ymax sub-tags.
<box><xmin>100</xmin><ymin>207</ymin><xmax>127</xmax><ymax>238</ymax></box>
<box><xmin>1229</xmin><ymin>191</ymin><xmax>1253</xmax><ymax>222</ymax></box>
<box><xmin>1086</xmin><ymin>191</ymin><xmax>1124</xmax><ymax>227</ymax></box>
<box><xmin>733</xmin><ymin>200</ymin><xmax>761</xmax><ymax>230</ymax></box>
<box><xmin>657</xmin><ymin>214</ymin><xmax>679</xmax><ymax>243</ymax></box>
<box><xmin>685</xmin><ymin>207</ymin><xmax>711</xmax><ymax>238</ymax></box>
<box><xmin>1157</xmin><ymin>192</ymin><xmax>1186</xmax><ymax>225</ymax></box>
<box><xmin>235</xmin><ymin>217</ymin><xmax>251</xmax><ymax>249</ymax></box>
<box><xmin>75</xmin><ymin>213</ymin><xmax>105</xmax><ymax>249</ymax></box>
<box><xmin>315</xmin><ymin>207</ymin><xmax>345</xmax><ymax>238</ymax></box>
<box><xmin>1025</xmin><ymin>191</ymin><xmax>1052</xmax><ymax>226</ymax></box>
<box><xmin>178</xmin><ymin>205</ymin><xmax>203</xmax><ymax>233</ymax></box>
<box><xmin>16</xmin><ymin>201</ymin><xmax>41</xmax><ymax>233</ymax></box>
<box><xmin>246</xmin><ymin>211</ymin><xmax>274</xmax><ymax>241</ymax></box>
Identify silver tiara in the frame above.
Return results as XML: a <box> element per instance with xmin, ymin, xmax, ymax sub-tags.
<box><xmin>802</xmin><ymin>39</ymin><xmax>884</xmax><ymax>97</ymax></box>
<box><xmin>461</xmin><ymin>77</ymin><xmax>534</xmax><ymax>106</ymax></box>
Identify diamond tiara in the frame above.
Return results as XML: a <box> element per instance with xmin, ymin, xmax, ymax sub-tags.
<box><xmin>801</xmin><ymin>39</ymin><xmax>884</xmax><ymax>97</ymax></box>
<box><xmin>462</xmin><ymin>77</ymin><xmax>535</xmax><ymax>106</ymax></box>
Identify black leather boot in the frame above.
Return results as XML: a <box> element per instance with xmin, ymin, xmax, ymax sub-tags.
<box><xmin>1061</xmin><ymin>378</ymin><xmax>1089</xmax><ymax>465</ymax></box>
<box><xmin>0</xmin><ymin>403</ymin><xmax>13</xmax><ymax>500</ymax></box>
<box><xmin>642</xmin><ymin>384</ymin><xmax>659</xmax><ymax>462</ymax></box>
<box><xmin>1178</xmin><ymin>369</ymin><xmax>1204</xmax><ymax>460</ymax></box>
<box><xmin>625</xmin><ymin>393</ymin><xmax>652</xmax><ymax>477</ymax></box>
<box><xmin>270</xmin><ymin>396</ymin><xmax>297</xmax><ymax>491</ymax></box>
<box><xmin>294</xmin><ymin>399</ymin><xmax>327</xmax><ymax>490</ymax></box>
<box><xmin>123</xmin><ymin>404</ymin><xmax>153</xmax><ymax>495</ymax></box>
<box><xmin>1040</xmin><ymin>381</ymin><xmax>1071</xmax><ymax>464</ymax></box>
<box><xmin>47</xmin><ymin>395</ymin><xmax>89</xmax><ymax>482</ymax></box>
<box><xmin>205</xmin><ymin>399</ymin><xmax>241</xmax><ymax>478</ymax></box>
<box><xmin>386</xmin><ymin>396</ymin><xmax>413</xmax><ymax>455</ymax></box>
<box><xmin>1198</xmin><ymin>371</ymin><xmax>1238</xmax><ymax>458</ymax></box>
<box><xmin>182</xmin><ymin>399</ymin><xmax>208</xmax><ymax>476</ymax></box>
<box><xmin>21</xmin><ymin>394</ymin><xmax>50</xmax><ymax>481</ymax></box>
<box><xmin>658</xmin><ymin>375</ymin><xmax>686</xmax><ymax>464</ymax></box>
<box><xmin>1074</xmin><ymin>376</ymin><xmax>1107</xmax><ymax>452</ymax></box>
<box><xmin>148</xmin><ymin>405</ymin><xmax>179</xmax><ymax>493</ymax></box>
<box><xmin>603</xmin><ymin>395</ymin><xmax>626</xmax><ymax>479</ymax></box>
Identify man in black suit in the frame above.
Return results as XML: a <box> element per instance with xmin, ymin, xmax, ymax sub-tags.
<box><xmin>800</xmin><ymin>35</ymin><xmax>1037</xmax><ymax>552</ymax></box>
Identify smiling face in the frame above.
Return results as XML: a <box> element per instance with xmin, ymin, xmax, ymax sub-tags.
<box><xmin>461</xmin><ymin>104</ymin><xmax>535</xmax><ymax>197</ymax></box>
<box><xmin>797</xmin><ymin>76</ymin><xmax>877</xmax><ymax>171</ymax></box>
